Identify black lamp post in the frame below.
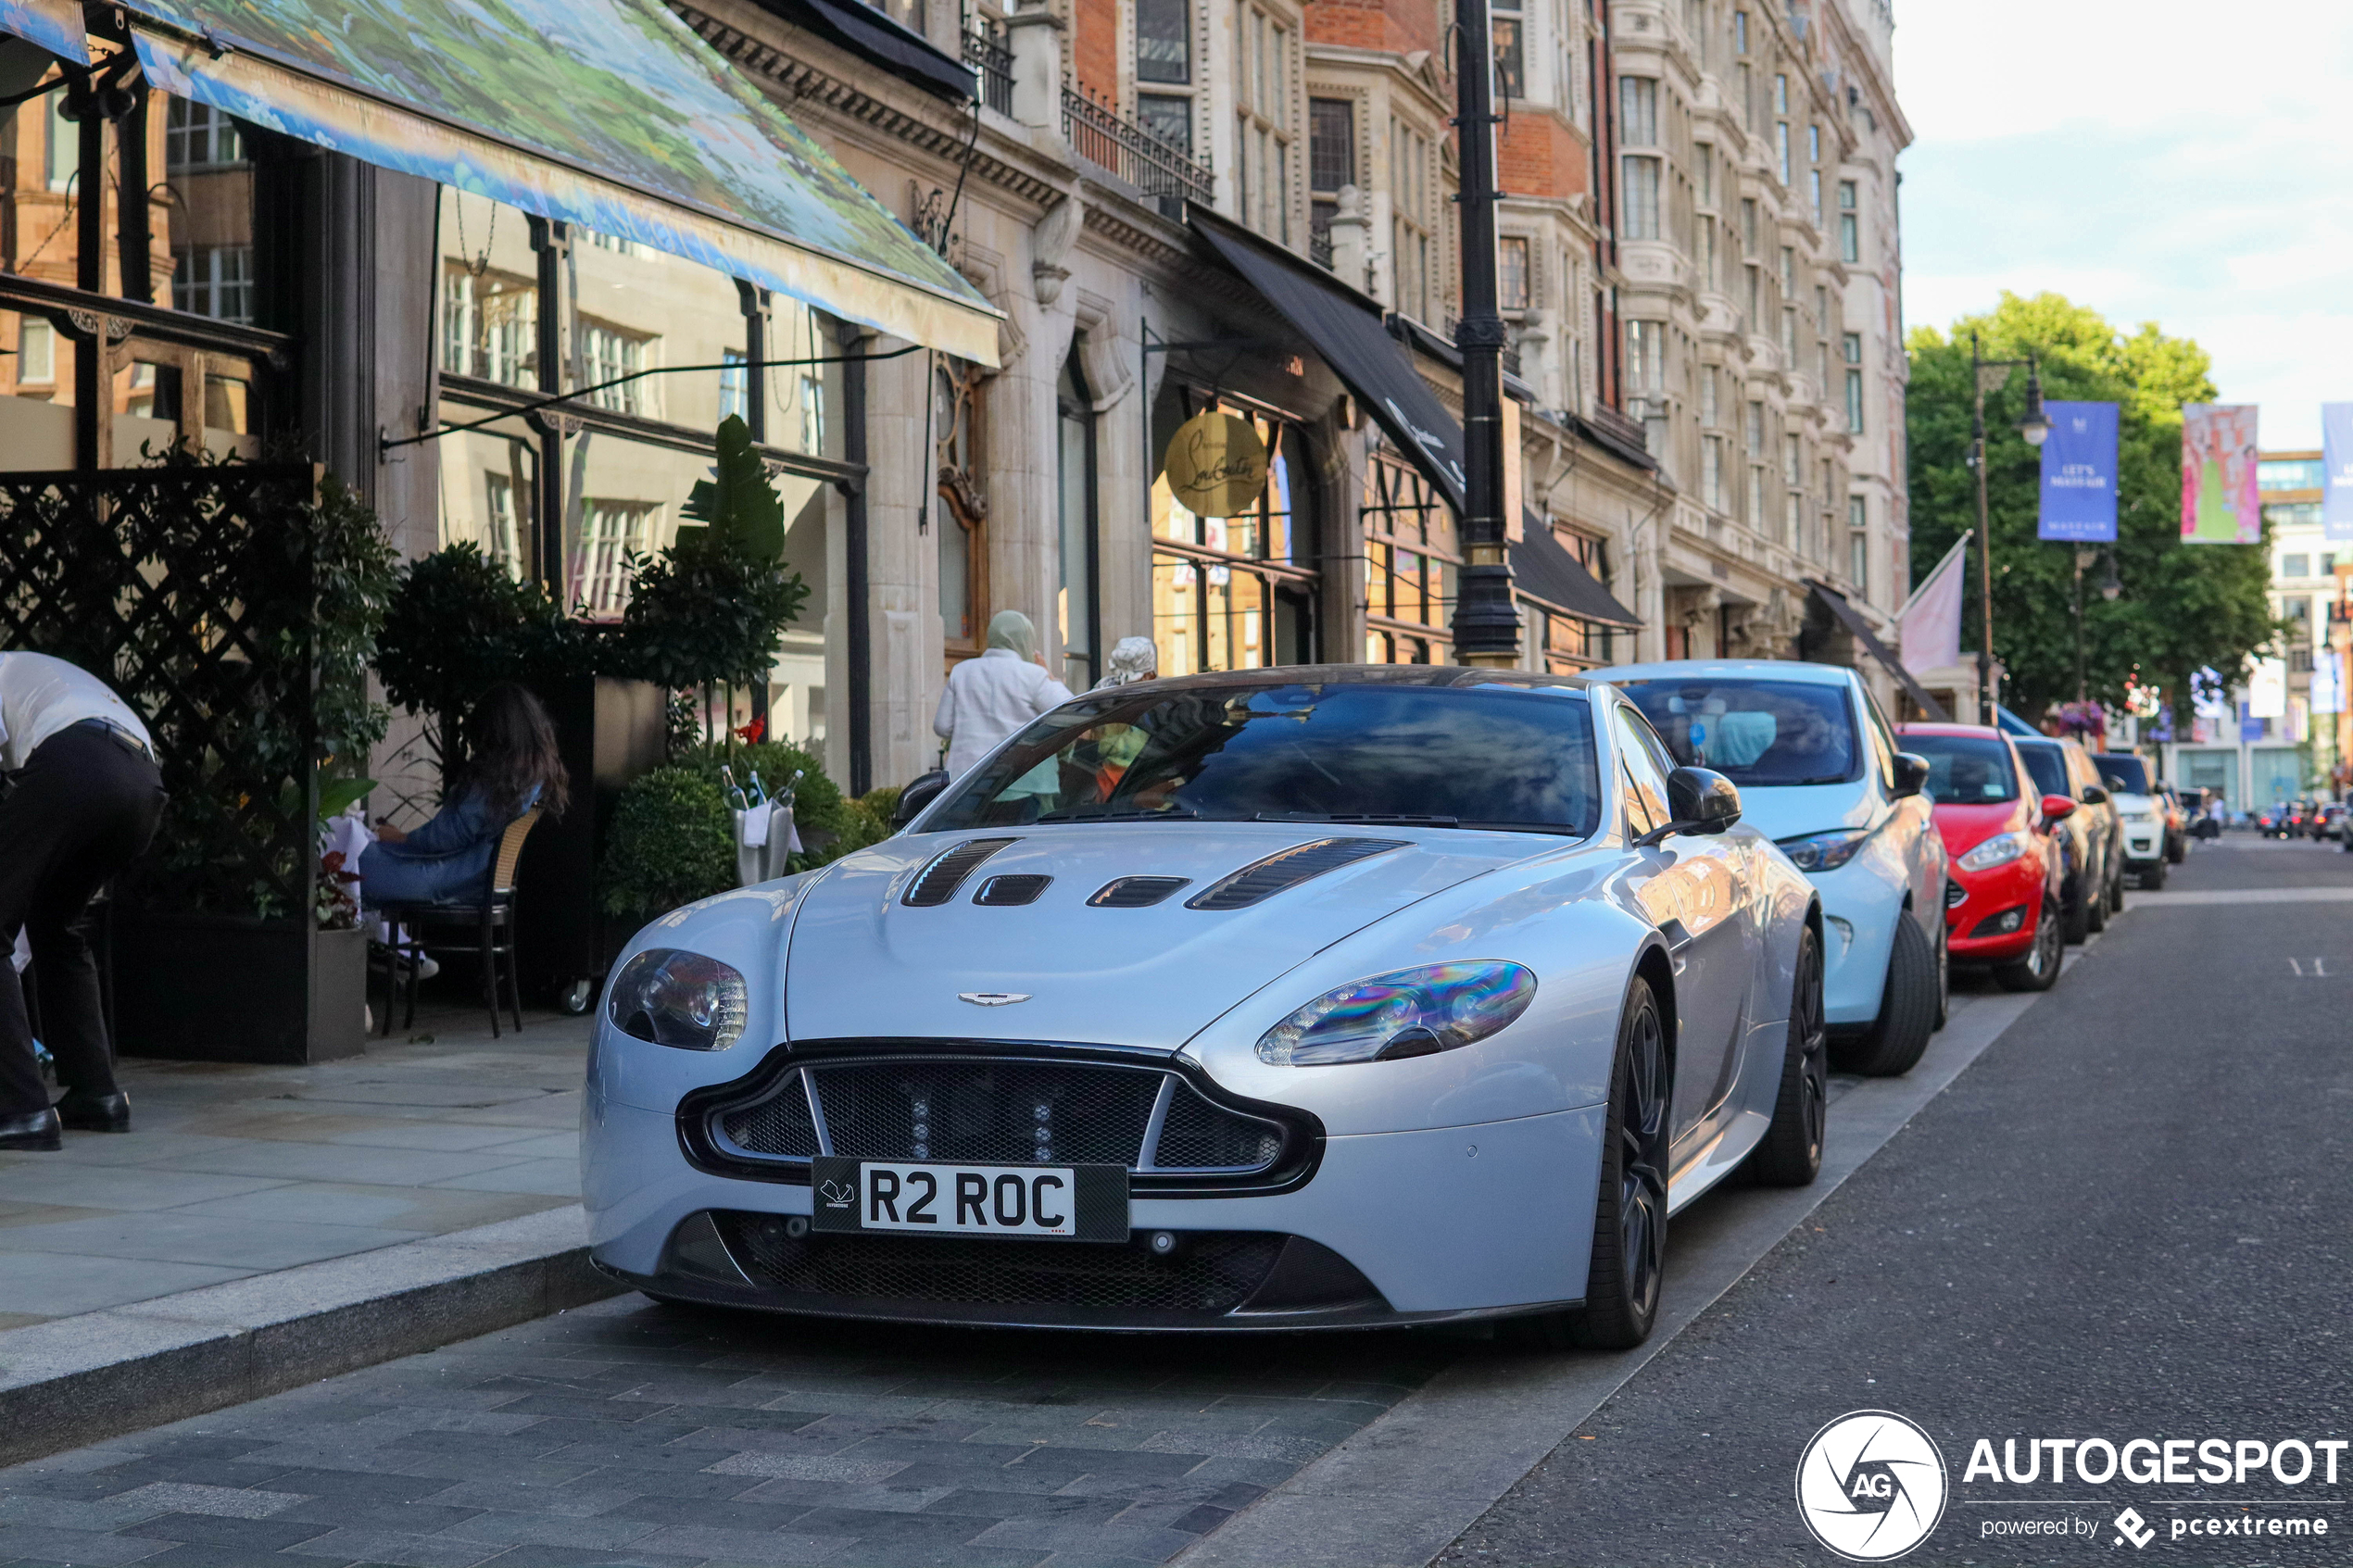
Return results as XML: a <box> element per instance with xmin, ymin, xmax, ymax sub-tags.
<box><xmin>1446</xmin><ymin>0</ymin><xmax>1521</xmax><ymax>667</ymax></box>
<box><xmin>2072</xmin><ymin>546</ymin><xmax>2120</xmax><ymax>703</ymax></box>
<box><xmin>1968</xmin><ymin>332</ymin><xmax>2047</xmax><ymax>724</ymax></box>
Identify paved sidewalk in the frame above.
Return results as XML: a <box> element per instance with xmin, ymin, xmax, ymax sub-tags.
<box><xmin>0</xmin><ymin>1005</ymin><xmax>591</xmax><ymax>1329</ymax></box>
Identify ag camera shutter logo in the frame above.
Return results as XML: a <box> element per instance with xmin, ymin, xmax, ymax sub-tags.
<box><xmin>1795</xmin><ymin>1411</ymin><xmax>1949</xmax><ymax>1561</ymax></box>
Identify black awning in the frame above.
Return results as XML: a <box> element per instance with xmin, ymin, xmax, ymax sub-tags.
<box><xmin>1807</xmin><ymin>583</ymin><xmax>1948</xmax><ymax>721</ymax></box>
<box><xmin>1191</xmin><ymin>210</ymin><xmax>1467</xmax><ymax>512</ymax></box>
<box><xmin>1513</xmin><ymin>512</ymin><xmax>1642</xmax><ymax>627</ymax></box>
<box><xmin>746</xmin><ymin>0</ymin><xmax>975</xmax><ymax>99</ymax></box>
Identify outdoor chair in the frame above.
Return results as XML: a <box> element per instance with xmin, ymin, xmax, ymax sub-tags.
<box><xmin>375</xmin><ymin>809</ymin><xmax>541</xmax><ymax>1039</ymax></box>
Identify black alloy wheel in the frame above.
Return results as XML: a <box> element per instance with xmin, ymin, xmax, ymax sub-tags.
<box><xmin>1995</xmin><ymin>896</ymin><xmax>2064</xmax><ymax>992</ymax></box>
<box><xmin>1746</xmin><ymin>924</ymin><xmax>1827</xmax><ymax>1186</ymax></box>
<box><xmin>1512</xmin><ymin>979</ymin><xmax>1670</xmax><ymax>1351</ymax></box>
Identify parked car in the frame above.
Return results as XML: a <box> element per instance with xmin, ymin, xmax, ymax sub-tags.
<box><xmin>2256</xmin><ymin>801</ymin><xmax>2298</xmax><ymax>839</ymax></box>
<box><xmin>585</xmin><ymin>666</ymin><xmax>1830</xmax><ymax>1346</ymax></box>
<box><xmin>2094</xmin><ymin>752</ymin><xmax>2170</xmax><ymax>890</ymax></box>
<box><xmin>1595</xmin><ymin>659</ymin><xmax>1946</xmax><ymax>1077</ymax></box>
<box><xmin>2309</xmin><ymin>803</ymin><xmax>2345</xmax><ymax>842</ymax></box>
<box><xmin>1902</xmin><ymin>723</ymin><xmax>2069</xmax><ymax>991</ymax></box>
<box><xmin>2012</xmin><ymin>734</ymin><xmax>2121</xmax><ymax>942</ymax></box>
<box><xmin>2155</xmin><ymin>785</ymin><xmax>2190</xmax><ymax>862</ymax></box>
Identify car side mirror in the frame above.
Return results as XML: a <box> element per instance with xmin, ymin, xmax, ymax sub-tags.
<box><xmin>2104</xmin><ymin>774</ymin><xmax>2130</xmax><ymax>793</ymax></box>
<box><xmin>2041</xmin><ymin>793</ymin><xmax>2077</xmax><ymax>824</ymax></box>
<box><xmin>1638</xmin><ymin>767</ymin><xmax>1743</xmax><ymax>847</ymax></box>
<box><xmin>892</xmin><ymin>769</ymin><xmax>950</xmax><ymax>831</ymax></box>
<box><xmin>1891</xmin><ymin>751</ymin><xmax>1931</xmax><ymax>799</ymax></box>
<box><xmin>2081</xmin><ymin>784</ymin><xmax>2109</xmax><ymax>806</ymax></box>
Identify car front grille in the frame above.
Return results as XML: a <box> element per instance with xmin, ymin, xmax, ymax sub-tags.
<box><xmin>1944</xmin><ymin>879</ymin><xmax>1969</xmax><ymax>909</ymax></box>
<box><xmin>715</xmin><ymin>1213</ymin><xmax>1289</xmax><ymax>1314</ymax></box>
<box><xmin>712</xmin><ymin>1054</ymin><xmax>1297</xmax><ymax>1181</ymax></box>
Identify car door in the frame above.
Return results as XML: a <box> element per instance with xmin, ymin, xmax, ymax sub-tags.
<box><xmin>2068</xmin><ymin>746</ymin><xmax>2115</xmax><ymax>884</ymax></box>
<box><xmin>1615</xmin><ymin>703</ymin><xmax>1753</xmax><ymax>1136</ymax></box>
<box><xmin>1860</xmin><ymin>683</ymin><xmax>1941</xmax><ymax>938</ymax></box>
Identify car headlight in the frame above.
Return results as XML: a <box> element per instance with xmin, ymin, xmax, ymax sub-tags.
<box><xmin>608</xmin><ymin>948</ymin><xmax>749</xmax><ymax>1051</ymax></box>
<box><xmin>1957</xmin><ymin>832</ymin><xmax>2028</xmax><ymax>872</ymax></box>
<box><xmin>1777</xmin><ymin>827</ymin><xmax>1870</xmax><ymax>873</ymax></box>
<box><xmin>1256</xmin><ymin>961</ymin><xmax>1537</xmax><ymax>1066</ymax></box>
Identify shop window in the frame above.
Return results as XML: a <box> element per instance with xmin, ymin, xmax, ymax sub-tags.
<box><xmin>1151</xmin><ymin>391</ymin><xmax>1315</xmax><ymax>675</ymax></box>
<box><xmin>165</xmin><ymin>100</ymin><xmax>244</xmax><ymax>171</ymax></box>
<box><xmin>442</xmin><ymin>267</ymin><xmax>537</xmax><ymax>385</ymax></box>
<box><xmin>171</xmin><ymin>245</ymin><xmax>254</xmax><ymax>323</ymax></box>
<box><xmin>580</xmin><ymin>320</ymin><xmax>657</xmax><ymax>417</ymax></box>
<box><xmin>573</xmin><ymin>500</ymin><xmax>661</xmax><ymax>616</ymax></box>
<box><xmin>1360</xmin><ymin>449</ymin><xmax>1457</xmax><ymax>662</ymax></box>
<box><xmin>14</xmin><ymin>320</ymin><xmax>55</xmax><ymax>385</ymax></box>
<box><xmin>719</xmin><ymin>349</ymin><xmax>749</xmax><ymax>421</ymax></box>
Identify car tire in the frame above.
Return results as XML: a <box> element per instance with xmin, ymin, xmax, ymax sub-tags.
<box><xmin>2085</xmin><ymin>863</ymin><xmax>2109</xmax><ymax>932</ymax></box>
<box><xmin>1514</xmin><ymin>978</ymin><xmax>1670</xmax><ymax>1352</ymax></box>
<box><xmin>1994</xmin><ymin>897</ymin><xmax>2064</xmax><ymax>992</ymax></box>
<box><xmin>2166</xmin><ymin>834</ymin><xmax>2185</xmax><ymax>865</ymax></box>
<box><xmin>2140</xmin><ymin>858</ymin><xmax>2167</xmax><ymax>891</ymax></box>
<box><xmin>2109</xmin><ymin>859</ymin><xmax>2126</xmax><ymax>914</ymax></box>
<box><xmin>1831</xmin><ymin>911</ymin><xmax>1936</xmax><ymax>1077</ymax></box>
<box><xmin>2060</xmin><ymin>871</ymin><xmax>2092</xmax><ymax>945</ymax></box>
<box><xmin>1745</xmin><ymin>925</ymin><xmax>1826</xmax><ymax>1187</ymax></box>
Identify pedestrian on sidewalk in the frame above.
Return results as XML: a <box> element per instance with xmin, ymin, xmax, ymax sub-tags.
<box><xmin>0</xmin><ymin>652</ymin><xmax>167</xmax><ymax>1150</ymax></box>
<box><xmin>1091</xmin><ymin>635</ymin><xmax>1159</xmax><ymax>691</ymax></box>
<box><xmin>932</xmin><ymin>610</ymin><xmax>1072</xmax><ymax>782</ymax></box>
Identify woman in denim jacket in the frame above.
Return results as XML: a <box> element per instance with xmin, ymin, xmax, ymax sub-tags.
<box><xmin>361</xmin><ymin>683</ymin><xmax>569</xmax><ymax>906</ymax></box>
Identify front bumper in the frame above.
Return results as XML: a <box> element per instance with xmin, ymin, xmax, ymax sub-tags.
<box><xmin>585</xmin><ymin>1095</ymin><xmax>1605</xmax><ymax>1328</ymax></box>
<box><xmin>2119</xmin><ymin>821</ymin><xmax>2164</xmax><ymax>862</ymax></box>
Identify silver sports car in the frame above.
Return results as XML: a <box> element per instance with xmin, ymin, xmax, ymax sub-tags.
<box><xmin>583</xmin><ymin>666</ymin><xmax>1826</xmax><ymax>1347</ymax></box>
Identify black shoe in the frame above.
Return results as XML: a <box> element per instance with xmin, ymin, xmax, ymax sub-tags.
<box><xmin>0</xmin><ymin>1108</ymin><xmax>63</xmax><ymax>1151</ymax></box>
<box><xmin>57</xmin><ymin>1090</ymin><xmax>131</xmax><ymax>1134</ymax></box>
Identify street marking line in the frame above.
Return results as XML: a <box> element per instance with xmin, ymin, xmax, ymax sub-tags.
<box><xmin>1174</xmin><ymin>944</ymin><xmax>2101</xmax><ymax>1568</ymax></box>
<box><xmin>2127</xmin><ymin>887</ymin><xmax>2353</xmax><ymax>905</ymax></box>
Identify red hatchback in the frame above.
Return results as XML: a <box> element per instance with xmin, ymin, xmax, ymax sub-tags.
<box><xmin>1897</xmin><ymin>722</ymin><xmax>2070</xmax><ymax>992</ymax></box>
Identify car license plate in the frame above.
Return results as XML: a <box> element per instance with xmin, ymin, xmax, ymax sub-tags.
<box><xmin>809</xmin><ymin>1157</ymin><xmax>1128</xmax><ymax>1241</ymax></box>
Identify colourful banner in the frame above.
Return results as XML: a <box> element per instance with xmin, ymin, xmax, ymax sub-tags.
<box><xmin>0</xmin><ymin>0</ymin><xmax>89</xmax><ymax>62</ymax></box>
<box><xmin>2038</xmin><ymin>401</ymin><xmax>2119</xmax><ymax>542</ymax></box>
<box><xmin>2323</xmin><ymin>403</ymin><xmax>2353</xmax><ymax>544</ymax></box>
<box><xmin>2182</xmin><ymin>404</ymin><xmax>2260</xmax><ymax>544</ymax></box>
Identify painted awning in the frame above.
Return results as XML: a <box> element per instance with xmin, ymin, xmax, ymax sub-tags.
<box><xmin>1513</xmin><ymin>512</ymin><xmax>1642</xmax><ymax>628</ymax></box>
<box><xmin>110</xmin><ymin>0</ymin><xmax>998</xmax><ymax>363</ymax></box>
<box><xmin>1808</xmin><ymin>583</ymin><xmax>1948</xmax><ymax>721</ymax></box>
<box><xmin>0</xmin><ymin>0</ymin><xmax>84</xmax><ymax>61</ymax></box>
<box><xmin>746</xmin><ymin>0</ymin><xmax>974</xmax><ymax>102</ymax></box>
<box><xmin>1192</xmin><ymin>209</ymin><xmax>1467</xmax><ymax>513</ymax></box>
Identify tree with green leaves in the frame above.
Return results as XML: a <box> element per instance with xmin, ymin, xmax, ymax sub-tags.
<box><xmin>1907</xmin><ymin>293</ymin><xmax>2277</xmax><ymax>722</ymax></box>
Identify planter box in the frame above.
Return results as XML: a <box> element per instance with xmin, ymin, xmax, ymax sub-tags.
<box><xmin>114</xmin><ymin>915</ymin><xmax>369</xmax><ymax>1065</ymax></box>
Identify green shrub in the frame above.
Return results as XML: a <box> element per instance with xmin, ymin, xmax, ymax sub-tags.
<box><xmin>599</xmin><ymin>767</ymin><xmax>734</xmax><ymax>918</ymax></box>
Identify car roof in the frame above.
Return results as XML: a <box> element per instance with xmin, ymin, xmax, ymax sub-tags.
<box><xmin>1589</xmin><ymin>659</ymin><xmax>1857</xmax><ymax>686</ymax></box>
<box><xmin>1088</xmin><ymin>663</ymin><xmax>1595</xmax><ymax>697</ymax></box>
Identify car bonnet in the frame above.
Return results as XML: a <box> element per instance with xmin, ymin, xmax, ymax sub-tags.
<box><xmin>783</xmin><ymin>822</ymin><xmax>1554</xmax><ymax>1047</ymax></box>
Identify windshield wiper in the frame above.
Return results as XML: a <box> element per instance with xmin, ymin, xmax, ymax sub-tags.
<box><xmin>1034</xmin><ymin>805</ymin><xmax>1201</xmax><ymax>822</ymax></box>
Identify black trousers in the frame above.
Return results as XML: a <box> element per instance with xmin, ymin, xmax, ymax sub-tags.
<box><xmin>0</xmin><ymin>722</ymin><xmax>166</xmax><ymax>1115</ymax></box>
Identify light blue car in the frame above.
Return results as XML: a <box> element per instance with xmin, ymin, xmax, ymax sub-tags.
<box><xmin>1592</xmin><ymin>660</ymin><xmax>1948</xmax><ymax>1075</ymax></box>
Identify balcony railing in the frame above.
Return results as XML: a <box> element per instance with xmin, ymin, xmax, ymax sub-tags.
<box><xmin>1063</xmin><ymin>85</ymin><xmax>1214</xmax><ymax>215</ymax></box>
<box><xmin>963</xmin><ymin>20</ymin><xmax>1013</xmax><ymax>116</ymax></box>
<box><xmin>1308</xmin><ymin>226</ymin><xmax>1334</xmax><ymax>269</ymax></box>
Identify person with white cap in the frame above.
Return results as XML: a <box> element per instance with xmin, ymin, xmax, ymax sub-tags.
<box><xmin>0</xmin><ymin>652</ymin><xmax>167</xmax><ymax>1149</ymax></box>
<box><xmin>1092</xmin><ymin>636</ymin><xmax>1159</xmax><ymax>691</ymax></box>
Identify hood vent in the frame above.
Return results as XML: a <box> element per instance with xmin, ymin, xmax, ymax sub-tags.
<box><xmin>1088</xmin><ymin>875</ymin><xmax>1192</xmax><ymax>909</ymax></box>
<box><xmin>905</xmin><ymin>837</ymin><xmax>1020</xmax><ymax>906</ymax></box>
<box><xmin>1185</xmin><ymin>838</ymin><xmax>1411</xmax><ymax>911</ymax></box>
<box><xmin>974</xmin><ymin>873</ymin><xmax>1053</xmax><ymax>906</ymax></box>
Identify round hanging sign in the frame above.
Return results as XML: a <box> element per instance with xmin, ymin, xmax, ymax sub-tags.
<box><xmin>1163</xmin><ymin>410</ymin><xmax>1269</xmax><ymax>518</ymax></box>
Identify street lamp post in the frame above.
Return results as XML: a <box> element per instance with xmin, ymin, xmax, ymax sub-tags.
<box><xmin>1969</xmin><ymin>332</ymin><xmax>2048</xmax><ymax>725</ymax></box>
<box><xmin>1446</xmin><ymin>0</ymin><xmax>1521</xmax><ymax>667</ymax></box>
<box><xmin>2071</xmin><ymin>546</ymin><xmax>2120</xmax><ymax>703</ymax></box>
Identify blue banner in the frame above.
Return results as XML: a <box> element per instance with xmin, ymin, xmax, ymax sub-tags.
<box><xmin>2322</xmin><ymin>402</ymin><xmax>2353</xmax><ymax>543</ymax></box>
<box><xmin>2038</xmin><ymin>401</ymin><xmax>2120</xmax><ymax>542</ymax></box>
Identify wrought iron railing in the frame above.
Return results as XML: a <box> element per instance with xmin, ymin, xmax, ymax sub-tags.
<box><xmin>963</xmin><ymin>20</ymin><xmax>1013</xmax><ymax>115</ymax></box>
<box><xmin>1063</xmin><ymin>85</ymin><xmax>1214</xmax><ymax>214</ymax></box>
<box><xmin>1309</xmin><ymin>227</ymin><xmax>1334</xmax><ymax>269</ymax></box>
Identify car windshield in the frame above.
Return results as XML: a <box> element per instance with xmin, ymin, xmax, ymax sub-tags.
<box><xmin>925</xmin><ymin>680</ymin><xmax>1604</xmax><ymax>835</ymax></box>
<box><xmin>2016</xmin><ymin>744</ymin><xmax>2069</xmax><ymax>797</ymax></box>
<box><xmin>1614</xmin><ymin>678</ymin><xmax>1857</xmax><ymax>786</ymax></box>
<box><xmin>1906</xmin><ymin>734</ymin><xmax>2020</xmax><ymax>804</ymax></box>
<box><xmin>2095</xmin><ymin>754</ymin><xmax>2151</xmax><ymax>794</ymax></box>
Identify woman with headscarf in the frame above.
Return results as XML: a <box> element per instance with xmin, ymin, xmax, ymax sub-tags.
<box><xmin>933</xmin><ymin>609</ymin><xmax>1073</xmax><ymax>781</ymax></box>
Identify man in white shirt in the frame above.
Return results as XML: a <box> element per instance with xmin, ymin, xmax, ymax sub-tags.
<box><xmin>0</xmin><ymin>652</ymin><xmax>167</xmax><ymax>1149</ymax></box>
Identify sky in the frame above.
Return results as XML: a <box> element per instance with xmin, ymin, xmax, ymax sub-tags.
<box><xmin>1892</xmin><ymin>0</ymin><xmax>2353</xmax><ymax>449</ymax></box>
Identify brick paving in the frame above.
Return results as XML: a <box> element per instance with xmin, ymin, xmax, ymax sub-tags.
<box><xmin>0</xmin><ymin>1290</ymin><xmax>1452</xmax><ymax>1566</ymax></box>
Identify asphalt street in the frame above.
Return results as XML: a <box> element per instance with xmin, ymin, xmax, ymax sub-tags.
<box><xmin>1437</xmin><ymin>834</ymin><xmax>2353</xmax><ymax>1566</ymax></box>
<box><xmin>0</xmin><ymin>834</ymin><xmax>2340</xmax><ymax>1567</ymax></box>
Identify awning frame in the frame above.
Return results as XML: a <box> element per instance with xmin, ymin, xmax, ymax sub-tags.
<box><xmin>1806</xmin><ymin>582</ymin><xmax>1949</xmax><ymax>721</ymax></box>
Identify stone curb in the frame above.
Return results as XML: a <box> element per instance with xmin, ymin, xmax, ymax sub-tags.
<box><xmin>0</xmin><ymin>1204</ymin><xmax>623</xmax><ymax>1467</ymax></box>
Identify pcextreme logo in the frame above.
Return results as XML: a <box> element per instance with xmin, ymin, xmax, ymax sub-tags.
<box><xmin>1795</xmin><ymin>1411</ymin><xmax>1951</xmax><ymax>1562</ymax></box>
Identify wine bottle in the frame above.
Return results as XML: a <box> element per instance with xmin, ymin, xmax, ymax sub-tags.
<box><xmin>744</xmin><ymin>769</ymin><xmax>766</xmax><ymax>808</ymax></box>
<box><xmin>721</xmin><ymin>765</ymin><xmax>749</xmax><ymax>812</ymax></box>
